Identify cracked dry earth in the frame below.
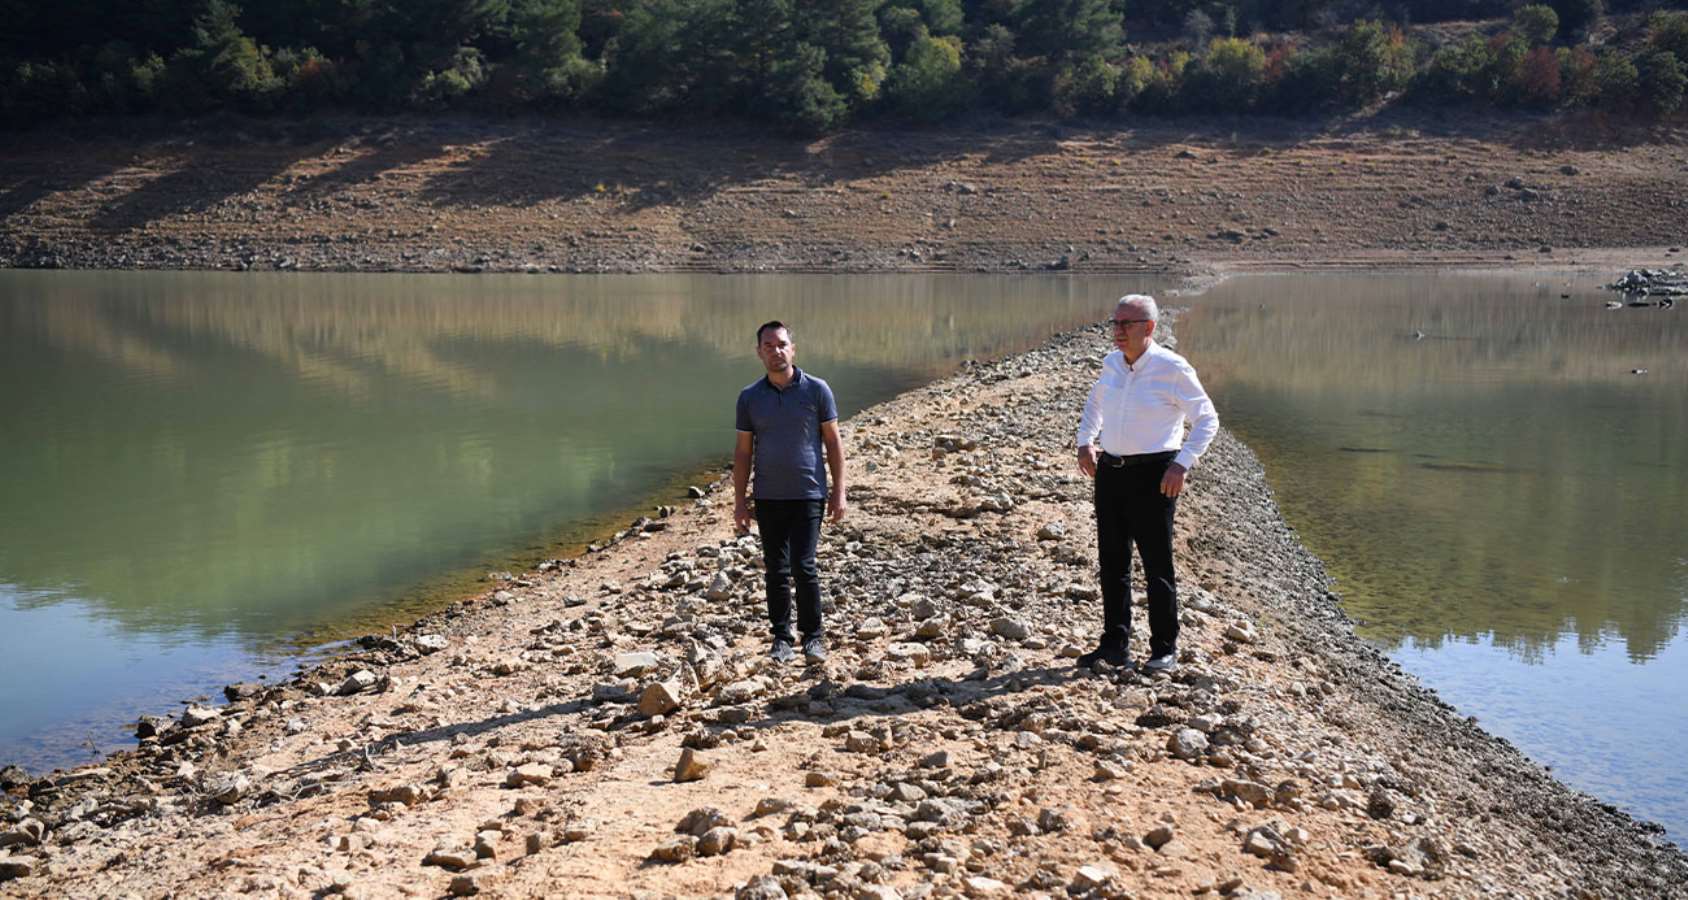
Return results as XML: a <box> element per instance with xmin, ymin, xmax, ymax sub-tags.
<box><xmin>3</xmin><ymin>324</ymin><xmax>1686</xmax><ymax>900</ymax></box>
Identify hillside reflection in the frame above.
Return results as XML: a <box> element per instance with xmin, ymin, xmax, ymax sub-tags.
<box><xmin>0</xmin><ymin>270</ymin><xmax>1141</xmax><ymax>647</ymax></box>
<box><xmin>1177</xmin><ymin>272</ymin><xmax>1687</xmax><ymax>662</ymax></box>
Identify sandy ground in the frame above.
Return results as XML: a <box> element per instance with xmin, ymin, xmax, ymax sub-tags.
<box><xmin>3</xmin><ymin>320</ymin><xmax>1684</xmax><ymax>899</ymax></box>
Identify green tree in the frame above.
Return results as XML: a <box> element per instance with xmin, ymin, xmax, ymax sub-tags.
<box><xmin>801</xmin><ymin>0</ymin><xmax>890</xmax><ymax>107</ymax></box>
<box><xmin>1648</xmin><ymin>12</ymin><xmax>1688</xmax><ymax>64</ymax></box>
<box><xmin>1182</xmin><ymin>35</ymin><xmax>1266</xmax><ymax>111</ymax></box>
<box><xmin>878</xmin><ymin>6</ymin><xmax>926</xmax><ymax>57</ymax></box>
<box><xmin>884</xmin><ymin>32</ymin><xmax>964</xmax><ymax>120</ymax></box>
<box><xmin>1512</xmin><ymin>5</ymin><xmax>1558</xmax><ymax>48</ymax></box>
<box><xmin>1016</xmin><ymin>0</ymin><xmax>1124</xmax><ymax>61</ymax></box>
<box><xmin>506</xmin><ymin>0</ymin><xmax>600</xmax><ymax>104</ymax></box>
<box><xmin>1592</xmin><ymin>48</ymin><xmax>1637</xmax><ymax>110</ymax></box>
<box><xmin>186</xmin><ymin>0</ymin><xmax>283</xmax><ymax>109</ymax></box>
<box><xmin>1415</xmin><ymin>33</ymin><xmax>1496</xmax><ymax>104</ymax></box>
<box><xmin>1636</xmin><ymin>50</ymin><xmax>1685</xmax><ymax>117</ymax></box>
<box><xmin>1051</xmin><ymin>51</ymin><xmax>1120</xmax><ymax>116</ymax></box>
<box><xmin>766</xmin><ymin>40</ymin><xmax>848</xmax><ymax>131</ymax></box>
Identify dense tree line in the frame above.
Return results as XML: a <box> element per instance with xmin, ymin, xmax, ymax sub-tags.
<box><xmin>3</xmin><ymin>0</ymin><xmax>1685</xmax><ymax>130</ymax></box>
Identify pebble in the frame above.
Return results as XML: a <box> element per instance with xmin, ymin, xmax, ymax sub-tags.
<box><xmin>448</xmin><ymin>874</ymin><xmax>480</xmax><ymax>896</ymax></box>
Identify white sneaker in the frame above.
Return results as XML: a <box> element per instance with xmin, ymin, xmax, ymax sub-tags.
<box><xmin>1143</xmin><ymin>653</ymin><xmax>1178</xmax><ymax>673</ymax></box>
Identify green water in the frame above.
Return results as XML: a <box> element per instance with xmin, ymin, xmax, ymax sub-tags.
<box><xmin>1174</xmin><ymin>270</ymin><xmax>1688</xmax><ymax>847</ymax></box>
<box><xmin>0</xmin><ymin>270</ymin><xmax>1154</xmax><ymax>770</ymax></box>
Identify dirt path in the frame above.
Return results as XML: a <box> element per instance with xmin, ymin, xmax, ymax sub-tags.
<box><xmin>3</xmin><ymin>320</ymin><xmax>1683</xmax><ymax>899</ymax></box>
<box><xmin>2</xmin><ymin>113</ymin><xmax>1685</xmax><ymax>276</ymax></box>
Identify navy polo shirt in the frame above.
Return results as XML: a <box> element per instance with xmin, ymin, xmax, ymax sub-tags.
<box><xmin>736</xmin><ymin>367</ymin><xmax>838</xmax><ymax>501</ymax></box>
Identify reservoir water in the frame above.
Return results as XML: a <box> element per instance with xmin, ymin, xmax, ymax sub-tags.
<box><xmin>1174</xmin><ymin>270</ymin><xmax>1687</xmax><ymax>847</ymax></box>
<box><xmin>0</xmin><ymin>270</ymin><xmax>1150</xmax><ymax>771</ymax></box>
<box><xmin>2</xmin><ymin>268</ymin><xmax>1683</xmax><ymax>849</ymax></box>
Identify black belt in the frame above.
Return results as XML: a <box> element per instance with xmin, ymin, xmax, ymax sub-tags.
<box><xmin>1098</xmin><ymin>450</ymin><xmax>1176</xmax><ymax>468</ymax></box>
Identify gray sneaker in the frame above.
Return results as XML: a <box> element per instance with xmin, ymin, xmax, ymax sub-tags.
<box><xmin>802</xmin><ymin>637</ymin><xmax>828</xmax><ymax>664</ymax></box>
<box><xmin>1142</xmin><ymin>652</ymin><xmax>1178</xmax><ymax>673</ymax></box>
<box><xmin>770</xmin><ymin>638</ymin><xmax>795</xmax><ymax>663</ymax></box>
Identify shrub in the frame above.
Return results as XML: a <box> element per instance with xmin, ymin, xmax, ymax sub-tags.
<box><xmin>1636</xmin><ymin>50</ymin><xmax>1685</xmax><ymax>117</ymax></box>
<box><xmin>1051</xmin><ymin>51</ymin><xmax>1121</xmax><ymax>116</ymax></box>
<box><xmin>884</xmin><ymin>32</ymin><xmax>964</xmax><ymax>120</ymax></box>
<box><xmin>1556</xmin><ymin>45</ymin><xmax>1597</xmax><ymax>105</ymax></box>
<box><xmin>1593</xmin><ymin>49</ymin><xmax>1637</xmax><ymax>110</ymax></box>
<box><xmin>1513</xmin><ymin>46</ymin><xmax>1560</xmax><ymax>106</ymax></box>
<box><xmin>1182</xmin><ymin>36</ymin><xmax>1267</xmax><ymax>111</ymax></box>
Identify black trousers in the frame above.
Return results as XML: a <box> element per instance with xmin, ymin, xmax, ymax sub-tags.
<box><xmin>1094</xmin><ymin>452</ymin><xmax>1180</xmax><ymax>658</ymax></box>
<box><xmin>755</xmin><ymin>498</ymin><xmax>824</xmax><ymax>642</ymax></box>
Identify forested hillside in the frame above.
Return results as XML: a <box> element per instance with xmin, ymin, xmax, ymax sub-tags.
<box><xmin>4</xmin><ymin>0</ymin><xmax>1686</xmax><ymax>130</ymax></box>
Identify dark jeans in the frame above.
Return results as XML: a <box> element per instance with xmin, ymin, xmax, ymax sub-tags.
<box><xmin>1094</xmin><ymin>452</ymin><xmax>1180</xmax><ymax>658</ymax></box>
<box><xmin>755</xmin><ymin>498</ymin><xmax>824</xmax><ymax>643</ymax></box>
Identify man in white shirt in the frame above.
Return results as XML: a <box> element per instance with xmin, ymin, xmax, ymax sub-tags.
<box><xmin>1075</xmin><ymin>294</ymin><xmax>1219</xmax><ymax>673</ymax></box>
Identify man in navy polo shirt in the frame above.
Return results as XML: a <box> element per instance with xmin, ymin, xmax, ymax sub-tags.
<box><xmin>732</xmin><ymin>321</ymin><xmax>848</xmax><ymax>664</ymax></box>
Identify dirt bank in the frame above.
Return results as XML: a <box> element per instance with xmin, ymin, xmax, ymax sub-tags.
<box><xmin>2</xmin><ymin>319</ymin><xmax>1683</xmax><ymax>899</ymax></box>
<box><xmin>2</xmin><ymin>113</ymin><xmax>1686</xmax><ymax>276</ymax></box>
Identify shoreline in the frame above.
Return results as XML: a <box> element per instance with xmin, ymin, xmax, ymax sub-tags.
<box><xmin>3</xmin><ymin>318</ymin><xmax>1683</xmax><ymax>897</ymax></box>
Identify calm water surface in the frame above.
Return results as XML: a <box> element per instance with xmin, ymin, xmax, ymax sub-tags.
<box><xmin>1175</xmin><ymin>271</ymin><xmax>1688</xmax><ymax>847</ymax></box>
<box><xmin>0</xmin><ymin>270</ymin><xmax>1152</xmax><ymax>770</ymax></box>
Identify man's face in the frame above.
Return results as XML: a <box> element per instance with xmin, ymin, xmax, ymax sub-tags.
<box><xmin>1111</xmin><ymin>304</ymin><xmax>1156</xmax><ymax>352</ymax></box>
<box><xmin>757</xmin><ymin>327</ymin><xmax>795</xmax><ymax>374</ymax></box>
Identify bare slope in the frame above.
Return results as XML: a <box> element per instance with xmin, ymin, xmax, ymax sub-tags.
<box><xmin>2</xmin><ymin>114</ymin><xmax>1685</xmax><ymax>275</ymax></box>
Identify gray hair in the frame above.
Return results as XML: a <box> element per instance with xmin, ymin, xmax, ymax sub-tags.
<box><xmin>1115</xmin><ymin>294</ymin><xmax>1159</xmax><ymax>322</ymax></box>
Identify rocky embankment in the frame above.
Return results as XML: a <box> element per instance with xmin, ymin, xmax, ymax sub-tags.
<box><xmin>3</xmin><ymin>324</ymin><xmax>1686</xmax><ymax>899</ymax></box>
<box><xmin>2</xmin><ymin>115</ymin><xmax>1687</xmax><ymax>275</ymax></box>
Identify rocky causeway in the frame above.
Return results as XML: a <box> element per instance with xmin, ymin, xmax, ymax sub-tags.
<box><xmin>2</xmin><ymin>317</ymin><xmax>1685</xmax><ymax>899</ymax></box>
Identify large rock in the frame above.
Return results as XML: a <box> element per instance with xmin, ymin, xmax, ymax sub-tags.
<box><xmin>336</xmin><ymin>670</ymin><xmax>380</xmax><ymax>696</ymax></box>
<box><xmin>673</xmin><ymin>748</ymin><xmax>712</xmax><ymax>783</ymax></box>
<box><xmin>505</xmin><ymin>764</ymin><xmax>553</xmax><ymax>788</ymax></box>
<box><xmin>638</xmin><ymin>680</ymin><xmax>683</xmax><ymax>717</ymax></box>
<box><xmin>1071</xmin><ymin>863</ymin><xmax>1117</xmax><ymax>891</ymax></box>
<box><xmin>1167</xmin><ymin>728</ymin><xmax>1209</xmax><ymax>761</ymax></box>
<box><xmin>697</xmin><ymin>826</ymin><xmax>737</xmax><ymax>857</ymax></box>
<box><xmin>990</xmin><ymin>617</ymin><xmax>1031</xmax><ymax>641</ymax></box>
<box><xmin>649</xmin><ymin>836</ymin><xmax>696</xmax><ymax>863</ymax></box>
<box><xmin>180</xmin><ymin>705</ymin><xmax>220</xmax><ymax>728</ymax></box>
<box><xmin>676</xmin><ymin>807</ymin><xmax>735</xmax><ymax>836</ymax></box>
<box><xmin>206</xmin><ymin>773</ymin><xmax>250</xmax><ymax>805</ymax></box>
<box><xmin>0</xmin><ymin>855</ymin><xmax>39</xmax><ymax>881</ymax></box>
<box><xmin>887</xmin><ymin>643</ymin><xmax>932</xmax><ymax>666</ymax></box>
<box><xmin>613</xmin><ymin>651</ymin><xmax>660</xmax><ymax>677</ymax></box>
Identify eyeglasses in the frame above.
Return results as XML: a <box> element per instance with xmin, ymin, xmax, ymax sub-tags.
<box><xmin>1111</xmin><ymin>318</ymin><xmax>1151</xmax><ymax>328</ymax></box>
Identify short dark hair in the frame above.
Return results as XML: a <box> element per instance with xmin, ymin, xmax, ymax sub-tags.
<box><xmin>756</xmin><ymin>320</ymin><xmax>790</xmax><ymax>343</ymax></box>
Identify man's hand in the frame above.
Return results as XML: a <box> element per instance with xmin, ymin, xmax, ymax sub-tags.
<box><xmin>828</xmin><ymin>490</ymin><xmax>848</xmax><ymax>523</ymax></box>
<box><xmin>1077</xmin><ymin>445</ymin><xmax>1098</xmax><ymax>478</ymax></box>
<box><xmin>733</xmin><ymin>499</ymin><xmax>753</xmax><ymax>534</ymax></box>
<box><xmin>1160</xmin><ymin>462</ymin><xmax>1187</xmax><ymax>498</ymax></box>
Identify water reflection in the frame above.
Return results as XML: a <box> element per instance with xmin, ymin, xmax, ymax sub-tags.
<box><xmin>1175</xmin><ymin>270</ymin><xmax>1688</xmax><ymax>844</ymax></box>
<box><xmin>0</xmin><ymin>270</ymin><xmax>1150</xmax><ymax>770</ymax></box>
<box><xmin>1177</xmin><ymin>272</ymin><xmax>1688</xmax><ymax>660</ymax></box>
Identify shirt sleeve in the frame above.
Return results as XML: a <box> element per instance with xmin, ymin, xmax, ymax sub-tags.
<box><xmin>1075</xmin><ymin>377</ymin><xmax>1105</xmax><ymax>449</ymax></box>
<box><xmin>1170</xmin><ymin>361</ymin><xmax>1219</xmax><ymax>470</ymax></box>
<box><xmin>817</xmin><ymin>381</ymin><xmax>838</xmax><ymax>423</ymax></box>
<box><xmin>735</xmin><ymin>390</ymin><xmax>753</xmax><ymax>433</ymax></box>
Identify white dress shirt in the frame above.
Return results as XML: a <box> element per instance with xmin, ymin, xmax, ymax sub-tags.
<box><xmin>1076</xmin><ymin>341</ymin><xmax>1219</xmax><ymax>471</ymax></box>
